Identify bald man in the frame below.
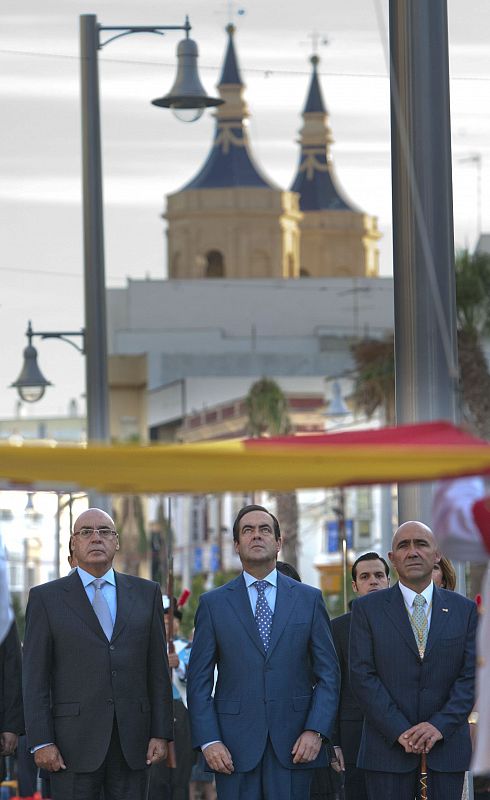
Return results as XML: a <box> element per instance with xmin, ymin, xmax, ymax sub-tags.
<box><xmin>23</xmin><ymin>508</ymin><xmax>173</xmax><ymax>800</ymax></box>
<box><xmin>349</xmin><ymin>521</ymin><xmax>477</xmax><ymax>800</ymax></box>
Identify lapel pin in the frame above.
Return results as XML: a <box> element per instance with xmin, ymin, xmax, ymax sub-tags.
<box><xmin>442</xmin><ymin>608</ymin><xmax>449</xmax><ymax>612</ymax></box>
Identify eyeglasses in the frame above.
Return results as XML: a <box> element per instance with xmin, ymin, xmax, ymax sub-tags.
<box><xmin>72</xmin><ymin>527</ymin><xmax>117</xmax><ymax>538</ymax></box>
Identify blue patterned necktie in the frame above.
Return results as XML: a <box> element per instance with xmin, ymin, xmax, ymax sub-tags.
<box><xmin>92</xmin><ymin>578</ymin><xmax>114</xmax><ymax>640</ymax></box>
<box><xmin>254</xmin><ymin>580</ymin><xmax>273</xmax><ymax>650</ymax></box>
<box><xmin>409</xmin><ymin>594</ymin><xmax>428</xmax><ymax>657</ymax></box>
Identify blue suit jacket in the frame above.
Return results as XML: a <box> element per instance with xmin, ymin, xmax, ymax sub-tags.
<box><xmin>187</xmin><ymin>572</ymin><xmax>340</xmax><ymax>773</ymax></box>
<box><xmin>349</xmin><ymin>583</ymin><xmax>477</xmax><ymax>773</ymax></box>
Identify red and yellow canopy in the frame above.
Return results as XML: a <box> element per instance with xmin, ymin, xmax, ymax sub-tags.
<box><xmin>0</xmin><ymin>421</ymin><xmax>489</xmax><ymax>494</ymax></box>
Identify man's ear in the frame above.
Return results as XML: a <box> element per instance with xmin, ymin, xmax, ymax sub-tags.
<box><xmin>115</xmin><ymin>534</ymin><xmax>120</xmax><ymax>551</ymax></box>
<box><xmin>352</xmin><ymin>580</ymin><xmax>358</xmax><ymax>594</ymax></box>
<box><xmin>388</xmin><ymin>551</ymin><xmax>394</xmax><ymax>565</ymax></box>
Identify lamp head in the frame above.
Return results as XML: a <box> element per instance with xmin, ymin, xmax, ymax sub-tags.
<box><xmin>151</xmin><ymin>37</ymin><xmax>223</xmax><ymax>122</ymax></box>
<box><xmin>11</xmin><ymin>342</ymin><xmax>52</xmax><ymax>403</ymax></box>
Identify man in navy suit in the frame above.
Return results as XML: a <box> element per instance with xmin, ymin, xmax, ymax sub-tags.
<box><xmin>331</xmin><ymin>551</ymin><xmax>390</xmax><ymax>799</ymax></box>
<box><xmin>187</xmin><ymin>504</ymin><xmax>340</xmax><ymax>800</ymax></box>
<box><xmin>350</xmin><ymin>521</ymin><xmax>477</xmax><ymax>800</ymax></box>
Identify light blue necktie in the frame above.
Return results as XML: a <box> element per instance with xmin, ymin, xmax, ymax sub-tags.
<box><xmin>254</xmin><ymin>580</ymin><xmax>273</xmax><ymax>650</ymax></box>
<box><xmin>92</xmin><ymin>578</ymin><xmax>114</xmax><ymax>640</ymax></box>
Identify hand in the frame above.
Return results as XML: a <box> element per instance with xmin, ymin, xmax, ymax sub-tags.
<box><xmin>34</xmin><ymin>744</ymin><xmax>66</xmax><ymax>772</ymax></box>
<box><xmin>0</xmin><ymin>732</ymin><xmax>18</xmax><ymax>756</ymax></box>
<box><xmin>292</xmin><ymin>730</ymin><xmax>322</xmax><ymax>764</ymax></box>
<box><xmin>168</xmin><ymin>652</ymin><xmax>180</xmax><ymax>669</ymax></box>
<box><xmin>202</xmin><ymin>742</ymin><xmax>234</xmax><ymax>774</ymax></box>
<box><xmin>331</xmin><ymin>745</ymin><xmax>345</xmax><ymax>772</ymax></box>
<box><xmin>398</xmin><ymin>723</ymin><xmax>443</xmax><ymax>754</ymax></box>
<box><xmin>146</xmin><ymin>738</ymin><xmax>168</xmax><ymax>765</ymax></box>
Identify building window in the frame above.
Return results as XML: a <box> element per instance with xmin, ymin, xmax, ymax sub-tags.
<box><xmin>205</xmin><ymin>250</ymin><xmax>225</xmax><ymax>278</ymax></box>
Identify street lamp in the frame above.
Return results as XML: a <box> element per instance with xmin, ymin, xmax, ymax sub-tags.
<box><xmin>12</xmin><ymin>16</ymin><xmax>222</xmax><ymax>441</ymax></box>
<box><xmin>11</xmin><ymin>321</ymin><xmax>84</xmax><ymax>404</ymax></box>
<box><xmin>80</xmin><ymin>13</ymin><xmax>222</xmax><ymax>446</ymax></box>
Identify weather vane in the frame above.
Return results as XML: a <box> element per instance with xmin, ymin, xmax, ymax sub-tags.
<box><xmin>226</xmin><ymin>0</ymin><xmax>246</xmax><ymax>24</ymax></box>
<box><xmin>300</xmin><ymin>30</ymin><xmax>329</xmax><ymax>56</ymax></box>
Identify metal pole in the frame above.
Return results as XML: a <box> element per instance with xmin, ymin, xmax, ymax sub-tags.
<box><xmin>389</xmin><ymin>0</ymin><xmax>459</xmax><ymax>523</ymax></box>
<box><xmin>55</xmin><ymin>493</ymin><xmax>61</xmax><ymax>578</ymax></box>
<box><xmin>80</xmin><ymin>14</ymin><xmax>110</xmax><ymax>511</ymax></box>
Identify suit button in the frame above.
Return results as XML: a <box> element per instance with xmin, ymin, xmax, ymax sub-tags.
<box><xmin>112</xmin><ymin>670</ymin><xmax>117</xmax><ymax>676</ymax></box>
<box><xmin>110</xmin><ymin>645</ymin><xmax>115</xmax><ymax>651</ymax></box>
<box><xmin>107</xmin><ymin>699</ymin><xmax>114</xmax><ymax>704</ymax></box>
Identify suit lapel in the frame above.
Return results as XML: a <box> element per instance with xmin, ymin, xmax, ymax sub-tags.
<box><xmin>383</xmin><ymin>584</ymin><xmax>420</xmax><ymax>658</ymax></box>
<box><xmin>226</xmin><ymin>575</ymin><xmax>265</xmax><ymax>656</ymax></box>
<box><xmin>61</xmin><ymin>570</ymin><xmax>107</xmax><ymax>642</ymax></box>
<box><xmin>424</xmin><ymin>586</ymin><xmax>450</xmax><ymax>657</ymax></box>
<box><xmin>266</xmin><ymin>573</ymin><xmax>298</xmax><ymax>659</ymax></box>
<box><xmin>111</xmin><ymin>572</ymin><xmax>135</xmax><ymax>642</ymax></box>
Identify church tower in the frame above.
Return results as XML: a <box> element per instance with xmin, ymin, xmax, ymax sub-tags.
<box><xmin>291</xmin><ymin>55</ymin><xmax>381</xmax><ymax>277</ymax></box>
<box><xmin>165</xmin><ymin>25</ymin><xmax>302</xmax><ymax>279</ymax></box>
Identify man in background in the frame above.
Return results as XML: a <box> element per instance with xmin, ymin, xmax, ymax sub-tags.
<box><xmin>331</xmin><ymin>552</ymin><xmax>390</xmax><ymax>799</ymax></box>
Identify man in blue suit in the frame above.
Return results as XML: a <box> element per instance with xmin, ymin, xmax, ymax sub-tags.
<box><xmin>187</xmin><ymin>504</ymin><xmax>340</xmax><ymax>800</ymax></box>
<box><xmin>350</xmin><ymin>520</ymin><xmax>477</xmax><ymax>800</ymax></box>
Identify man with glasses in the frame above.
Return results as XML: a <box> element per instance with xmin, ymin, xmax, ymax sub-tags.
<box><xmin>23</xmin><ymin>507</ymin><xmax>173</xmax><ymax>800</ymax></box>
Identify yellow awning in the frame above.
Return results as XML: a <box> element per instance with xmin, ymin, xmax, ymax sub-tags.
<box><xmin>1</xmin><ymin>422</ymin><xmax>489</xmax><ymax>494</ymax></box>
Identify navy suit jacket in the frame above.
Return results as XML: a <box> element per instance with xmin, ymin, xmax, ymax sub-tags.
<box><xmin>349</xmin><ymin>583</ymin><xmax>477</xmax><ymax>773</ymax></box>
<box><xmin>187</xmin><ymin>572</ymin><xmax>340</xmax><ymax>773</ymax></box>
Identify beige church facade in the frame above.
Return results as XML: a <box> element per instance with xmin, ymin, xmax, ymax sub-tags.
<box><xmin>165</xmin><ymin>28</ymin><xmax>380</xmax><ymax>281</ymax></box>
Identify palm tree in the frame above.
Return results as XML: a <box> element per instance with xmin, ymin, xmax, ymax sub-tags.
<box><xmin>245</xmin><ymin>378</ymin><xmax>299</xmax><ymax>568</ymax></box>
<box><xmin>455</xmin><ymin>249</ymin><xmax>490</xmax><ymax>439</ymax></box>
<box><xmin>351</xmin><ymin>249</ymin><xmax>490</xmax><ymax>437</ymax></box>
<box><xmin>351</xmin><ymin>335</ymin><xmax>395</xmax><ymax>425</ymax></box>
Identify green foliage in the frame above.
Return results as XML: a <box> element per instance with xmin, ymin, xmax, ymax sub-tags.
<box><xmin>245</xmin><ymin>377</ymin><xmax>292</xmax><ymax>436</ymax></box>
<box><xmin>179</xmin><ymin>570</ymin><xmax>240</xmax><ymax>638</ymax></box>
<box><xmin>351</xmin><ymin>336</ymin><xmax>395</xmax><ymax>424</ymax></box>
<box><xmin>12</xmin><ymin>595</ymin><xmax>25</xmax><ymax>641</ymax></box>
<box><xmin>180</xmin><ymin>573</ymin><xmax>206</xmax><ymax>638</ymax></box>
<box><xmin>455</xmin><ymin>249</ymin><xmax>490</xmax><ymax>336</ymax></box>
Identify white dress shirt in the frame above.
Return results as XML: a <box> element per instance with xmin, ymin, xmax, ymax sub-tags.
<box><xmin>398</xmin><ymin>580</ymin><xmax>434</xmax><ymax>627</ymax></box>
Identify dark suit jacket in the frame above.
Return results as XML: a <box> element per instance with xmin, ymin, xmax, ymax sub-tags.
<box><xmin>0</xmin><ymin>620</ymin><xmax>24</xmax><ymax>735</ymax></box>
<box><xmin>349</xmin><ymin>583</ymin><xmax>477</xmax><ymax>774</ymax></box>
<box><xmin>331</xmin><ymin>612</ymin><xmax>363</xmax><ymax>766</ymax></box>
<box><xmin>187</xmin><ymin>572</ymin><xmax>340</xmax><ymax>773</ymax></box>
<box><xmin>23</xmin><ymin>570</ymin><xmax>173</xmax><ymax>772</ymax></box>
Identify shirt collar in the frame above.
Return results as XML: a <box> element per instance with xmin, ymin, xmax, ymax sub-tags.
<box><xmin>398</xmin><ymin>580</ymin><xmax>434</xmax><ymax>609</ymax></box>
<box><xmin>77</xmin><ymin>566</ymin><xmax>116</xmax><ymax>588</ymax></box>
<box><xmin>243</xmin><ymin>568</ymin><xmax>277</xmax><ymax>589</ymax></box>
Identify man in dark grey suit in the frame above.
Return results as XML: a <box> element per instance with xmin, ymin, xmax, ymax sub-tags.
<box><xmin>331</xmin><ymin>552</ymin><xmax>390</xmax><ymax>799</ymax></box>
<box><xmin>23</xmin><ymin>507</ymin><xmax>173</xmax><ymax>800</ymax></box>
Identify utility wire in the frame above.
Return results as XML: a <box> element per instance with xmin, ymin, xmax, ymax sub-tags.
<box><xmin>0</xmin><ymin>47</ymin><xmax>488</xmax><ymax>82</ymax></box>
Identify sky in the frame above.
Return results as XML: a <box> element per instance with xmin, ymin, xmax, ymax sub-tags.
<box><xmin>1</xmin><ymin>0</ymin><xmax>489</xmax><ymax>419</ymax></box>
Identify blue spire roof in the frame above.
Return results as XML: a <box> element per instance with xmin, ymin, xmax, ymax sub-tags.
<box><xmin>291</xmin><ymin>55</ymin><xmax>356</xmax><ymax>212</ymax></box>
<box><xmin>180</xmin><ymin>26</ymin><xmax>276</xmax><ymax>191</ymax></box>
<box><xmin>303</xmin><ymin>55</ymin><xmax>326</xmax><ymax>113</ymax></box>
<box><xmin>291</xmin><ymin>157</ymin><xmax>354</xmax><ymax>211</ymax></box>
<box><xmin>219</xmin><ymin>24</ymin><xmax>243</xmax><ymax>86</ymax></box>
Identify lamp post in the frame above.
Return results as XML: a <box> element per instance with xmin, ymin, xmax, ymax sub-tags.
<box><xmin>80</xmin><ymin>13</ymin><xmax>222</xmax><ymax>448</ymax></box>
<box><xmin>11</xmin><ymin>15</ymin><xmax>222</xmax><ymax>495</ymax></box>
